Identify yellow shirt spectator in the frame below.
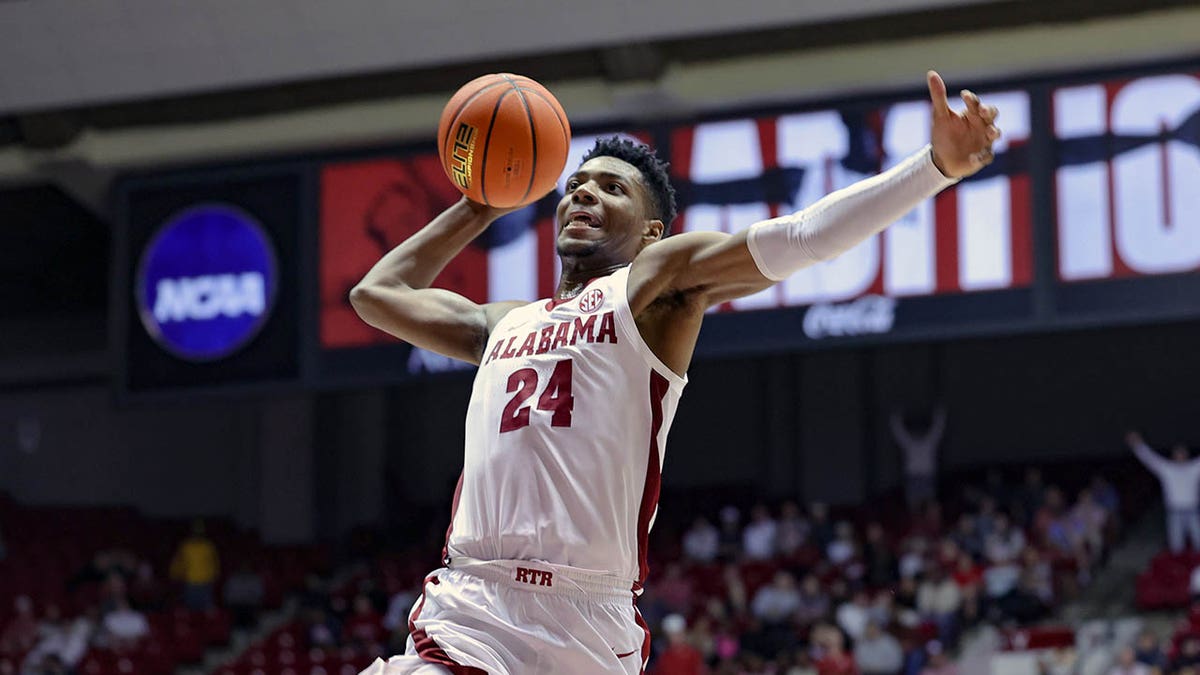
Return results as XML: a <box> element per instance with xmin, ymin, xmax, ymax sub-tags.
<box><xmin>170</xmin><ymin>533</ymin><xmax>219</xmax><ymax>585</ymax></box>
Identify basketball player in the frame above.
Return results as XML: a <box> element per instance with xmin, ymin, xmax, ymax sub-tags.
<box><xmin>352</xmin><ymin>71</ymin><xmax>1000</xmax><ymax>675</ymax></box>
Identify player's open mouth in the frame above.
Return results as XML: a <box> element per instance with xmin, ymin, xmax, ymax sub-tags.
<box><xmin>564</xmin><ymin>211</ymin><xmax>602</xmax><ymax>229</ymax></box>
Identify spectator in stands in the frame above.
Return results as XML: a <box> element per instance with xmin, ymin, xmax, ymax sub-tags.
<box><xmin>919</xmin><ymin>641</ymin><xmax>958</xmax><ymax>675</ymax></box>
<box><xmin>722</xmin><ymin>564</ymin><xmax>748</xmax><ymax>616</ymax></box>
<box><xmin>991</xmin><ymin>556</ymin><xmax>1049</xmax><ymax>624</ymax></box>
<box><xmin>20</xmin><ymin>604</ymin><xmax>91</xmax><ymax>675</ymax></box>
<box><xmin>223</xmin><ymin>561</ymin><xmax>265</xmax><ymax>629</ymax></box>
<box><xmin>916</xmin><ymin>567</ymin><xmax>961</xmax><ymax>646</ymax></box>
<box><xmin>382</xmin><ymin>585</ymin><xmax>418</xmax><ymax>635</ymax></box>
<box><xmin>828</xmin><ymin>522</ymin><xmax>858</xmax><ymax>567</ymax></box>
<box><xmin>129</xmin><ymin>560</ymin><xmax>166</xmax><ymax>612</ymax></box>
<box><xmin>1071</xmin><ymin>487</ymin><xmax>1108</xmax><ymax>558</ymax></box>
<box><xmin>898</xmin><ymin>537</ymin><xmax>928</xmax><ymax>581</ymax></box>
<box><xmin>305</xmin><ymin>608</ymin><xmax>339</xmax><ymax>648</ymax></box>
<box><xmin>717</xmin><ymin>506</ymin><xmax>742</xmax><ymax>561</ymax></box>
<box><xmin>652</xmin><ymin>614</ymin><xmax>707</xmax><ymax>675</ymax></box>
<box><xmin>751</xmin><ymin>572</ymin><xmax>801</xmax><ymax>627</ymax></box>
<box><xmin>863</xmin><ymin>523</ymin><xmax>898</xmax><ymax>588</ymax></box>
<box><xmin>658</xmin><ymin>563</ymin><xmax>695</xmax><ymax>616</ymax></box>
<box><xmin>686</xmin><ymin>615</ymin><xmax>716</xmax><ymax>665</ymax></box>
<box><xmin>984</xmin><ymin>512</ymin><xmax>1025</xmax><ymax>565</ymax></box>
<box><xmin>1175</xmin><ymin>636</ymin><xmax>1200</xmax><ymax>672</ymax></box>
<box><xmin>1</xmin><ymin>596</ymin><xmax>39</xmax><ymax>656</ymax></box>
<box><xmin>950</xmin><ymin>553</ymin><xmax>982</xmax><ymax>596</ymax></box>
<box><xmin>100</xmin><ymin>597</ymin><xmax>149</xmax><ymax>652</ymax></box>
<box><xmin>1109</xmin><ymin>646</ymin><xmax>1151</xmax><ymax>675</ymax></box>
<box><xmin>1035</xmin><ymin>487</ymin><xmax>1076</xmax><ymax>556</ymax></box>
<box><xmin>1127</xmin><ymin>431</ymin><xmax>1200</xmax><ymax>553</ymax></box>
<box><xmin>343</xmin><ymin>593</ymin><xmax>385</xmax><ymax>651</ymax></box>
<box><xmin>683</xmin><ymin>516</ymin><xmax>720</xmax><ymax>564</ymax></box>
<box><xmin>98</xmin><ymin>572</ymin><xmax>128</xmax><ymax>615</ymax></box>
<box><xmin>777</xmin><ymin>501</ymin><xmax>810</xmax><ymax>557</ymax></box>
<box><xmin>169</xmin><ymin>519</ymin><xmax>220</xmax><ymax>611</ymax></box>
<box><xmin>1091</xmin><ymin>474</ymin><xmax>1120</xmax><ymax>517</ymax></box>
<box><xmin>812</xmin><ymin>624</ymin><xmax>858</xmax><ymax>675</ymax></box>
<box><xmin>949</xmin><ymin>515</ymin><xmax>983</xmax><ymax>560</ymax></box>
<box><xmin>889</xmin><ymin>404</ymin><xmax>946</xmax><ymax>509</ymax></box>
<box><xmin>1021</xmin><ymin>546</ymin><xmax>1054</xmax><ymax>602</ymax></box>
<box><xmin>810</xmin><ymin>502</ymin><xmax>836</xmax><ymax>553</ymax></box>
<box><xmin>796</xmin><ymin>575</ymin><xmax>831</xmax><ymax>628</ymax></box>
<box><xmin>974</xmin><ymin>497</ymin><xmax>999</xmax><ymax>542</ymax></box>
<box><xmin>893</xmin><ymin>577</ymin><xmax>920</xmax><ymax>628</ymax></box>
<box><xmin>836</xmin><ymin>591</ymin><xmax>872</xmax><ymax>643</ymax></box>
<box><xmin>743</xmin><ymin>505</ymin><xmax>779</xmax><ymax>561</ymax></box>
<box><xmin>853</xmin><ymin>620</ymin><xmax>903</xmax><ymax>675</ymax></box>
<box><xmin>1132</xmin><ymin>631</ymin><xmax>1167</xmax><ymax>672</ymax></box>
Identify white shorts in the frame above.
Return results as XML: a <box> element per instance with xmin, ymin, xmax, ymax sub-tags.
<box><xmin>359</xmin><ymin>558</ymin><xmax>649</xmax><ymax>675</ymax></box>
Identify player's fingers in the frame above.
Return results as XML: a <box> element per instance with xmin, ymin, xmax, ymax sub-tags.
<box><xmin>961</xmin><ymin>89</ymin><xmax>984</xmax><ymax>117</ymax></box>
<box><xmin>972</xmin><ymin>147</ymin><xmax>995</xmax><ymax>166</ymax></box>
<box><xmin>983</xmin><ymin>104</ymin><xmax>1000</xmax><ymax>123</ymax></box>
<box><xmin>927</xmin><ymin>70</ymin><xmax>952</xmax><ymax>118</ymax></box>
<box><xmin>987</xmin><ymin>125</ymin><xmax>1001</xmax><ymax>140</ymax></box>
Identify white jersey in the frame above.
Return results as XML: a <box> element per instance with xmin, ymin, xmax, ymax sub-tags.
<box><xmin>445</xmin><ymin>265</ymin><xmax>686</xmax><ymax>588</ymax></box>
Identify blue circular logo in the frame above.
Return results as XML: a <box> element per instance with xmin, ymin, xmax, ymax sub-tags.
<box><xmin>136</xmin><ymin>204</ymin><xmax>278</xmax><ymax>362</ymax></box>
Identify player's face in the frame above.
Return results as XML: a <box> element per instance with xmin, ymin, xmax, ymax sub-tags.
<box><xmin>555</xmin><ymin>156</ymin><xmax>663</xmax><ymax>263</ymax></box>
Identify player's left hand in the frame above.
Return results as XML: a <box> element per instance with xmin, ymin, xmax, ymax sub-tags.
<box><xmin>926</xmin><ymin>70</ymin><xmax>1001</xmax><ymax>179</ymax></box>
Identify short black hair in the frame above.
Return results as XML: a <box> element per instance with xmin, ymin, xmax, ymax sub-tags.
<box><xmin>581</xmin><ymin>136</ymin><xmax>678</xmax><ymax>235</ymax></box>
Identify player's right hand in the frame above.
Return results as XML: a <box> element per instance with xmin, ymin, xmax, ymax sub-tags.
<box><xmin>463</xmin><ymin>197</ymin><xmax>525</xmax><ymax>223</ymax></box>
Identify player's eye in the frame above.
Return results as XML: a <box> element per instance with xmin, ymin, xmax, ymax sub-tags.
<box><xmin>566</xmin><ymin>179</ymin><xmax>580</xmax><ymax>190</ymax></box>
<box><xmin>607</xmin><ymin>183</ymin><xmax>624</xmax><ymax>194</ymax></box>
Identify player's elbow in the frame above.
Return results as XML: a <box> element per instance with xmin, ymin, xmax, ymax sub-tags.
<box><xmin>349</xmin><ymin>284</ymin><xmax>385</xmax><ymax>324</ymax></box>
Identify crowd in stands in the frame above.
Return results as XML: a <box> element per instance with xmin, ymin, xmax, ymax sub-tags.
<box><xmin>0</xmin><ymin>494</ymin><xmax>326</xmax><ymax>675</ymax></box>
<box><xmin>213</xmin><ymin>564</ymin><xmax>423</xmax><ymax>675</ymax></box>
<box><xmin>637</xmin><ymin>466</ymin><xmax>1127</xmax><ymax>675</ymax></box>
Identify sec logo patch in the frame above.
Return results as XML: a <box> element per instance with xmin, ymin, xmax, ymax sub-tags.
<box><xmin>578</xmin><ymin>288</ymin><xmax>604</xmax><ymax>313</ymax></box>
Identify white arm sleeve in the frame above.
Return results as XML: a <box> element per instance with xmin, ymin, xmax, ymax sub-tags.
<box><xmin>746</xmin><ymin>145</ymin><xmax>959</xmax><ymax>281</ymax></box>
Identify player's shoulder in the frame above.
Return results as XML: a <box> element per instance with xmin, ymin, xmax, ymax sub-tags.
<box><xmin>484</xmin><ymin>300</ymin><xmax>533</xmax><ymax>333</ymax></box>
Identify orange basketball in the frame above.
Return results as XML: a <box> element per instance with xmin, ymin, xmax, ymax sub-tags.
<box><xmin>437</xmin><ymin>73</ymin><xmax>571</xmax><ymax>209</ymax></box>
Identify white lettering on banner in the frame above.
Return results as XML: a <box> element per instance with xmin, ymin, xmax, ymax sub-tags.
<box><xmin>489</xmin><ymin>92</ymin><xmax>1032</xmax><ymax>307</ymax></box>
<box><xmin>802</xmin><ymin>295</ymin><xmax>897</xmax><ymax>339</ymax></box>
<box><xmin>153</xmin><ymin>272</ymin><xmax>265</xmax><ymax>323</ymax></box>
<box><xmin>1056</xmin><ymin>74</ymin><xmax>1200</xmax><ymax>280</ymax></box>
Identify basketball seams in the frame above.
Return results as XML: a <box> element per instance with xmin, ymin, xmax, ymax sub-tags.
<box><xmin>502</xmin><ymin>75</ymin><xmax>538</xmax><ymax>206</ymax></box>
<box><xmin>479</xmin><ymin>86</ymin><xmax>516</xmax><ymax>207</ymax></box>
<box><xmin>518</xmin><ymin>87</ymin><xmax>570</xmax><ymax>145</ymax></box>
<box><xmin>441</xmin><ymin>78</ymin><xmax>506</xmax><ymax>170</ymax></box>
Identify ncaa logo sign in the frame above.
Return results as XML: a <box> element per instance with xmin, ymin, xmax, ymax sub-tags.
<box><xmin>136</xmin><ymin>205</ymin><xmax>278</xmax><ymax>361</ymax></box>
<box><xmin>578</xmin><ymin>288</ymin><xmax>604</xmax><ymax>313</ymax></box>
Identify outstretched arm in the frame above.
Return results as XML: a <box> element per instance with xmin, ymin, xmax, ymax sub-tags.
<box><xmin>350</xmin><ymin>198</ymin><xmax>524</xmax><ymax>364</ymax></box>
<box><xmin>1126</xmin><ymin>431</ymin><xmax>1166</xmax><ymax>476</ymax></box>
<box><xmin>928</xmin><ymin>405</ymin><xmax>948</xmax><ymax>444</ymax></box>
<box><xmin>890</xmin><ymin>411</ymin><xmax>915</xmax><ymax>448</ymax></box>
<box><xmin>628</xmin><ymin>71</ymin><xmax>1000</xmax><ymax>315</ymax></box>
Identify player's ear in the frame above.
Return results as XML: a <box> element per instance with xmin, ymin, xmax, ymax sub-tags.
<box><xmin>642</xmin><ymin>219</ymin><xmax>664</xmax><ymax>243</ymax></box>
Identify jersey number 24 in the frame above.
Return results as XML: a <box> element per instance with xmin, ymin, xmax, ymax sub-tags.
<box><xmin>499</xmin><ymin>359</ymin><xmax>575</xmax><ymax>432</ymax></box>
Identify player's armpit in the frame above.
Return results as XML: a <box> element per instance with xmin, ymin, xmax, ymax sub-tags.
<box><xmin>626</xmin><ymin>230</ymin><xmax>775</xmax><ymax>316</ymax></box>
<box><xmin>349</xmin><ymin>284</ymin><xmax>521</xmax><ymax>364</ymax></box>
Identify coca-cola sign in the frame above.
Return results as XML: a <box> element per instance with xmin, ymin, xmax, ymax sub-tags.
<box><xmin>802</xmin><ymin>295</ymin><xmax>897</xmax><ymax>340</ymax></box>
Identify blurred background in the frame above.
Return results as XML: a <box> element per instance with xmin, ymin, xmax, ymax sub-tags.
<box><xmin>2</xmin><ymin>1</ymin><xmax>1200</xmax><ymax>674</ymax></box>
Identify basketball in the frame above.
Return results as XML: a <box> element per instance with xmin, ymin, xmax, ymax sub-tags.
<box><xmin>437</xmin><ymin>73</ymin><xmax>571</xmax><ymax>209</ymax></box>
